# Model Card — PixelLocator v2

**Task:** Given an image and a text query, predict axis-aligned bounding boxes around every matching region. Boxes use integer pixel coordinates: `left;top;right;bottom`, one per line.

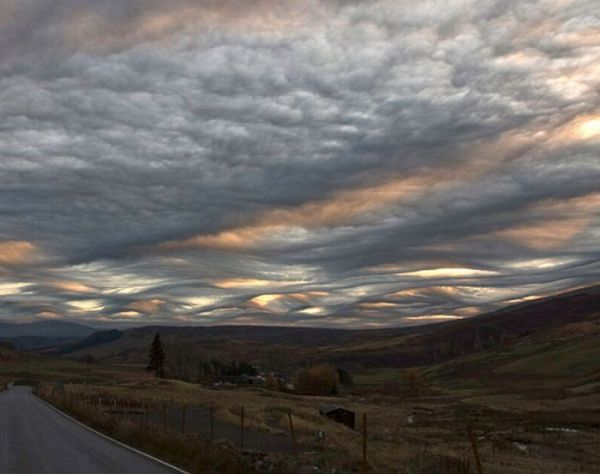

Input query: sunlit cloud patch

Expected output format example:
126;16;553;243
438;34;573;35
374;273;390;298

0;0;598;327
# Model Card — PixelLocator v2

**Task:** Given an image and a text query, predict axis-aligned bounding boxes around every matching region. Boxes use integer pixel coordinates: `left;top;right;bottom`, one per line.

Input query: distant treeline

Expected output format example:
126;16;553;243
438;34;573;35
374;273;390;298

163;339;259;382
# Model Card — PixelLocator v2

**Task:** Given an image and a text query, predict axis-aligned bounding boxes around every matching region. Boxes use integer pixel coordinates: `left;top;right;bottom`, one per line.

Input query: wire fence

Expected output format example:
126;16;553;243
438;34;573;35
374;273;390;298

38;385;298;454
36;383;493;473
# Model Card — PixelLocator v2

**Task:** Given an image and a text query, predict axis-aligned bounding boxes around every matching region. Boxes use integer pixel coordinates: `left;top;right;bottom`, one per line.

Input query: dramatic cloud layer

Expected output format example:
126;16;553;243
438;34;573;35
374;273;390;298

0;0;599;327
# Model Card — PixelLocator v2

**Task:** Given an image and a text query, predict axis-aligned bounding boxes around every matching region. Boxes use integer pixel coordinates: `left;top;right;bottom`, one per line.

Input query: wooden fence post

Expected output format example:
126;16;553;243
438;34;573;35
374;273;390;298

362;413;368;473
138;401;144;429
209;406;214;441
288;408;297;454
468;423;484;474
240;405;245;450
181;404;187;434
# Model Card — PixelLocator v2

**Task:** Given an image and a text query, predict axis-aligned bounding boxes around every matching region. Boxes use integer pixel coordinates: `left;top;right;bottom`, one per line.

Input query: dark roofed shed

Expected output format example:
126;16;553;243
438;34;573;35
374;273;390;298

319;405;355;429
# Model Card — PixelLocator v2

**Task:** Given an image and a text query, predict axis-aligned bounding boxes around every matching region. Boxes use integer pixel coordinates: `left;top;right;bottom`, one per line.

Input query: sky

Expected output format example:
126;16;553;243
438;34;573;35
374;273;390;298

0;0;599;328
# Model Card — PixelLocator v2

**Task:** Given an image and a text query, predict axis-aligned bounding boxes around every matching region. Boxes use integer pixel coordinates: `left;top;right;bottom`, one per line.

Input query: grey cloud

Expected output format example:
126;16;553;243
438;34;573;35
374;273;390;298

0;0;598;326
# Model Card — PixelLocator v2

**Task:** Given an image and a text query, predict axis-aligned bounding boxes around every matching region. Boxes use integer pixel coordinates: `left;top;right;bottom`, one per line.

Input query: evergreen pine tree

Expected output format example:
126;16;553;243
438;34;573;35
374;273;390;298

147;333;166;378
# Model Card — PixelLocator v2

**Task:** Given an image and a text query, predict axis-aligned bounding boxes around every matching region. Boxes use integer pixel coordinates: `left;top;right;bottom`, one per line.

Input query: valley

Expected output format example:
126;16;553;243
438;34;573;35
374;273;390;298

1;285;599;472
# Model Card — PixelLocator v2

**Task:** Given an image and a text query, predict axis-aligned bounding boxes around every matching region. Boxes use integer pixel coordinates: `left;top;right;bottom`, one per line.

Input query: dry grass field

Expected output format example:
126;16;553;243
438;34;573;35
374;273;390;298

17;343;600;473
2;287;599;473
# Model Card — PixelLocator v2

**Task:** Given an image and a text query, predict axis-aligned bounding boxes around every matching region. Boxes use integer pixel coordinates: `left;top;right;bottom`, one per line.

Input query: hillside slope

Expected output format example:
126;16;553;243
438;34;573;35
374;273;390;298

60;285;600;371
0;320;95;338
0;320;96;350
329;284;600;367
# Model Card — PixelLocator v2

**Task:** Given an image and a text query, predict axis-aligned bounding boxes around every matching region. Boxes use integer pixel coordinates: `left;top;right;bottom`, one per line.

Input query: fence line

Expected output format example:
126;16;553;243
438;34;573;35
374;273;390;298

36;383;490;472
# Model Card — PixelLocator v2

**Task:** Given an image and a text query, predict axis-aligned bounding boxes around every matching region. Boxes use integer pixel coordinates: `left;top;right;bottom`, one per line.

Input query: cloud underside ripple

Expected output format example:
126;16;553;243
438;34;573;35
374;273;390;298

0;0;599;327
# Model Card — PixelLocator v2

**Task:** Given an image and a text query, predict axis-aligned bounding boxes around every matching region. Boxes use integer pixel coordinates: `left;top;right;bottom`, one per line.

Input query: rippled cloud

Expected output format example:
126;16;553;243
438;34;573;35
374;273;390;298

0;0;598;327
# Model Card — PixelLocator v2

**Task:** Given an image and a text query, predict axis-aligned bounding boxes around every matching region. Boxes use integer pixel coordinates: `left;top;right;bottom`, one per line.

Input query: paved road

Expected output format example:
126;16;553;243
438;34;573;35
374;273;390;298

0;386;180;474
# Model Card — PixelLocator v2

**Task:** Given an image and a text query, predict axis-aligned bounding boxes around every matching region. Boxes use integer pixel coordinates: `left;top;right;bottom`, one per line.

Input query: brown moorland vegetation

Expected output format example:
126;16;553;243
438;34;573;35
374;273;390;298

1;286;599;472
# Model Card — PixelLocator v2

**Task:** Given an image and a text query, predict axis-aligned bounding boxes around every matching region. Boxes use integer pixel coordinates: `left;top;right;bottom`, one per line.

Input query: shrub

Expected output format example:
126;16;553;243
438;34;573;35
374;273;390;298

402;368;427;394
382;368;428;396
264;374;281;391
295;364;340;395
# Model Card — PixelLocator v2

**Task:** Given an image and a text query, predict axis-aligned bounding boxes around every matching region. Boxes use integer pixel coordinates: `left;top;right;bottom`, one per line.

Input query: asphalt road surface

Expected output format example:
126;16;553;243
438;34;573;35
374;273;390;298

0;386;181;474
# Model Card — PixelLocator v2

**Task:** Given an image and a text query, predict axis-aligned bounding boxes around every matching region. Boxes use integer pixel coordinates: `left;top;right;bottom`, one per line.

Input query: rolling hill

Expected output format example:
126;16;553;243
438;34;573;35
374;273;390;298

56;285;600;373
0;320;96;349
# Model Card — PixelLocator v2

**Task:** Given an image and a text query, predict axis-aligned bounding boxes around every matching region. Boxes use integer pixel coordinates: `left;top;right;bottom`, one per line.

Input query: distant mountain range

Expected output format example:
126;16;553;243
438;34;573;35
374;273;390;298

47;284;600;372
0;320;96;349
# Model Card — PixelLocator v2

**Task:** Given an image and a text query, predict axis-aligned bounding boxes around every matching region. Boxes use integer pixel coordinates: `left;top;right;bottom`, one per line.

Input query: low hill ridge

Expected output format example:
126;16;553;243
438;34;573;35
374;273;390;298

58;284;600;369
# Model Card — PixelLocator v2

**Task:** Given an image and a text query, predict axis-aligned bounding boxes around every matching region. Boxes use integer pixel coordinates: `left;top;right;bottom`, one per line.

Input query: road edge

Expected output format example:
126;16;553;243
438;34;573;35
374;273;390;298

34;393;189;474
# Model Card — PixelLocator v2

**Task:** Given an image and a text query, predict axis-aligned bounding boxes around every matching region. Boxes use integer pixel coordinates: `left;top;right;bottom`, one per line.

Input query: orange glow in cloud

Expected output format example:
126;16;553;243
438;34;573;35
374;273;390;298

0;241;38;265
160;173;430;251
0;282;31;296
366;259;458;273
389;288;424;298
551;114;600;143
213;278;305;289
285;291;329;302
493;217;589;250
63;1;314;51
398;268;498;279
214;278;278;289
36;310;63;319
490;192;600;249
504;294;542;305
304;291;329;297
502;256;578;270
404;314;463;321
248;291;326;310
159;130;534;252
390;286;462;298
298;306;326;315
358;302;397;309
0;0;18;28
388;286;527;306
455;307;481;316
249;294;284;309
541;192;600;215
67;299;105;312
50;281;95;294
128;299;166;313
113;311;143;319
182;296;222;308
578;117;600;139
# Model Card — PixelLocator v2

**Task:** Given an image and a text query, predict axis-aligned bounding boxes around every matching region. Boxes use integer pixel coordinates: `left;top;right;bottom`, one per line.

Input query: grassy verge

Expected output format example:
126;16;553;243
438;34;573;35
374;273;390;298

36;385;256;474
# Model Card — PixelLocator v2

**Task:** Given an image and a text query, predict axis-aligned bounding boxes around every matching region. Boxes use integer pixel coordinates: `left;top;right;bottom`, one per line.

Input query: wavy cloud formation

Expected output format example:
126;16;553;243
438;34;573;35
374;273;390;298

0;0;598;327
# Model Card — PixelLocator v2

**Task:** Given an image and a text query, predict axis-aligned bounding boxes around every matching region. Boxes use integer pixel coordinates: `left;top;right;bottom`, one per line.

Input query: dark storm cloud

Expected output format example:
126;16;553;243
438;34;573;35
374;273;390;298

0;0;598;326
